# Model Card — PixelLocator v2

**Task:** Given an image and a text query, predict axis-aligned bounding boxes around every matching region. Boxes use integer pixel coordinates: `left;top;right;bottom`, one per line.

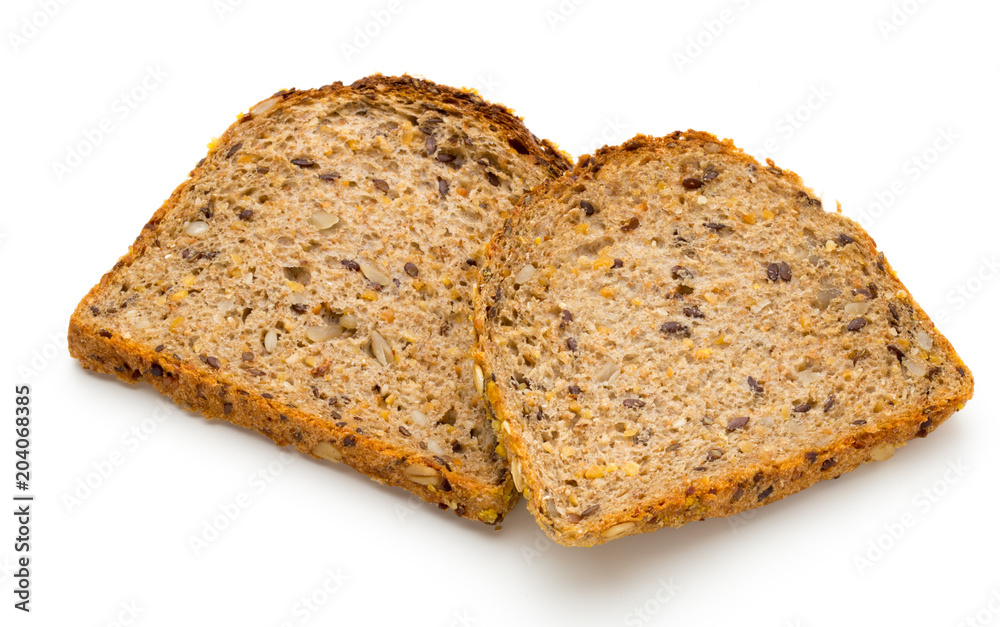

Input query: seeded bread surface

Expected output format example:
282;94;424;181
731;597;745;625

69;75;571;525
474;131;974;545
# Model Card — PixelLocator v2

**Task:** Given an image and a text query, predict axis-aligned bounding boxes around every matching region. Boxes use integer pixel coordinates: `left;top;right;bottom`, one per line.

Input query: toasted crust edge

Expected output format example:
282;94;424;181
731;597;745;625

350;74;572;179
474;130;975;546
67;75;571;526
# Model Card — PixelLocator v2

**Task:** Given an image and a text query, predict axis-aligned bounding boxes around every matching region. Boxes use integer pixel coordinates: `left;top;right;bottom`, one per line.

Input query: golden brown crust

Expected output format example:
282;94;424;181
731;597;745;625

69;315;516;521
474;130;975;546
68;75;569;526
349;75;572;179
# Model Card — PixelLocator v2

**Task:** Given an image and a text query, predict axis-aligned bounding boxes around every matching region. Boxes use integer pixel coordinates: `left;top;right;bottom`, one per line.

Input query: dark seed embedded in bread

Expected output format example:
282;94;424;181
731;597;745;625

474;131;974;546
68;75;571;525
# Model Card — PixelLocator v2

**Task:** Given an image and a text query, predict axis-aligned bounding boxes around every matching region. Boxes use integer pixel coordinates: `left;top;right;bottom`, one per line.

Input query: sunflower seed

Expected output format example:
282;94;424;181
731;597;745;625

514;264;536;285
185;221;209;236
370;329;392;366
263;329;277;353
306;324;342;342
359;260;391;286
309;211;339;230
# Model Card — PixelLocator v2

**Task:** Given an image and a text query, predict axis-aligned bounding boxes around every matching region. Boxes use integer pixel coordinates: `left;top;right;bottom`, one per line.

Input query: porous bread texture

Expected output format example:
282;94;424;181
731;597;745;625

475;131;974;545
68;75;571;525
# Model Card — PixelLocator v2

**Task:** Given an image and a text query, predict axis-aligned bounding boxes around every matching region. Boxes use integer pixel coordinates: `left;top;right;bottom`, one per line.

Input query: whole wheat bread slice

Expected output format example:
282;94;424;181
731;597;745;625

474;131;974;545
68;75;571;524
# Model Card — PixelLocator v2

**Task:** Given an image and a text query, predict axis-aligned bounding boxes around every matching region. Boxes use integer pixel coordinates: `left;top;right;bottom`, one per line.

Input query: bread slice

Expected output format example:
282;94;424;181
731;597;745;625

68;75;571;525
474;131;974;545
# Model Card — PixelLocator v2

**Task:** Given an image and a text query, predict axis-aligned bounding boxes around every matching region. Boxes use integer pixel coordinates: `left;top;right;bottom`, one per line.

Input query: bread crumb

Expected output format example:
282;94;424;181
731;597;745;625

594;258;613;271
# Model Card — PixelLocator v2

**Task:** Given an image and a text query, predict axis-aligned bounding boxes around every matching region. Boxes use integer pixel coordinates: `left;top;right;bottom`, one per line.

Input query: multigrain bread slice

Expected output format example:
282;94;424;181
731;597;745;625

69;75;571;525
474;131;974;545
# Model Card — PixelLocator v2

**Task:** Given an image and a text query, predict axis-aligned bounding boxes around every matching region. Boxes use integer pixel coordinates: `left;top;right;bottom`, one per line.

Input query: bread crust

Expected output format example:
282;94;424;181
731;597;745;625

474;131;974;545
68;75;571;526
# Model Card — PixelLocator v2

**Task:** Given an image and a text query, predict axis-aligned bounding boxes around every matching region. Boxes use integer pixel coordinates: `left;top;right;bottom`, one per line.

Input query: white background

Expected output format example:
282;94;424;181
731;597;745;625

2;0;998;625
